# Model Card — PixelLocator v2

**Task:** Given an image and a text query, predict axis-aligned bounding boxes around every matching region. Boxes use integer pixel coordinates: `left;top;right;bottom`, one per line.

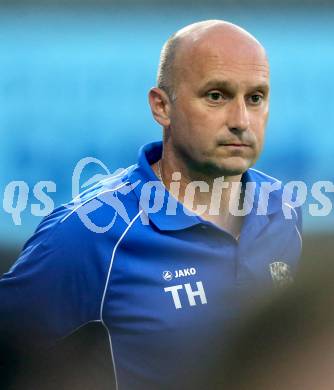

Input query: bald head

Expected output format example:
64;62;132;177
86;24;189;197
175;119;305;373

157;20;268;100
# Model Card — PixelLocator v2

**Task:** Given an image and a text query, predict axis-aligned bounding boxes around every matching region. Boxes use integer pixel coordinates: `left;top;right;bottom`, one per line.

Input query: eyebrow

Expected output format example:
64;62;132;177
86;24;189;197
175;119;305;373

199;79;270;94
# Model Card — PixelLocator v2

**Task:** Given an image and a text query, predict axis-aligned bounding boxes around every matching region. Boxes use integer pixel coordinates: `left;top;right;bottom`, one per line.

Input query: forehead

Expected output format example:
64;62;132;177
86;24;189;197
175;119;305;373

177;36;270;88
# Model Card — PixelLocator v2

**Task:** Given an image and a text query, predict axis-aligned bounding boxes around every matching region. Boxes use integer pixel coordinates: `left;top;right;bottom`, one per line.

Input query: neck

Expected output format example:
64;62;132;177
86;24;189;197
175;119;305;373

152;149;245;236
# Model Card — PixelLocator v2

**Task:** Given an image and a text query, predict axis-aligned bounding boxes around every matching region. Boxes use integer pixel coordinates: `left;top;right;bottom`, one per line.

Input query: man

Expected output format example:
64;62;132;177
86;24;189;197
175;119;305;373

0;20;302;389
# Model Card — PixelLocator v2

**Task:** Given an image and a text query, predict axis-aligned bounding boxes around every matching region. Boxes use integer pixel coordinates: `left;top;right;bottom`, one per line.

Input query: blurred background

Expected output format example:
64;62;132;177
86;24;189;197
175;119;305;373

0;0;333;274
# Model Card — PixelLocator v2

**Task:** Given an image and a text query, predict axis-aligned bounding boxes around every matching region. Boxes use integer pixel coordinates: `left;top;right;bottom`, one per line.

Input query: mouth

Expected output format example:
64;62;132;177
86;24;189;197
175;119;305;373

219;143;251;148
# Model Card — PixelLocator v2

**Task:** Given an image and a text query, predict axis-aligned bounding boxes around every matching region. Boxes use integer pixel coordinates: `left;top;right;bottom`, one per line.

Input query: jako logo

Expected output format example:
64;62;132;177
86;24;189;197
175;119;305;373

162;268;197;281
175;268;197;278
162;271;173;281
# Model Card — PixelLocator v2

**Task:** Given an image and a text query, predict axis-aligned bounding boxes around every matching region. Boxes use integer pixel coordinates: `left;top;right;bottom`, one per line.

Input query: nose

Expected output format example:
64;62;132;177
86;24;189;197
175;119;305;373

226;97;250;133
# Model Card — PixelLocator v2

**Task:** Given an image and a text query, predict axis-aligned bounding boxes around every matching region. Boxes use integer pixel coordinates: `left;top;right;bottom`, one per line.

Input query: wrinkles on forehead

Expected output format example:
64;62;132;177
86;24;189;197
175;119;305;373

194;56;268;80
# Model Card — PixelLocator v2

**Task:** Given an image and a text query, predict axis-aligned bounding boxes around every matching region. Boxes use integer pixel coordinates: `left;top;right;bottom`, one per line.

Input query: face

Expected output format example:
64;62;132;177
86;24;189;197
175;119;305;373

167;35;270;177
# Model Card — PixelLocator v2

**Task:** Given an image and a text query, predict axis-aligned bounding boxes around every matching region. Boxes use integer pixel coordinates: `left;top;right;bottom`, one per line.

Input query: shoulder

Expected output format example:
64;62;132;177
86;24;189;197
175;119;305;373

247;168;282;186
247;168;303;230
0;166;145;345
60;164;139;229
18;164;141;269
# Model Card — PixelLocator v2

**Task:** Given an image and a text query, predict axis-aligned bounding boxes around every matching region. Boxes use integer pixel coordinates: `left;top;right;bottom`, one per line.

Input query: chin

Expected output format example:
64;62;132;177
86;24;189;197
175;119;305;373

196;157;252;178
217;160;251;177
221;168;246;177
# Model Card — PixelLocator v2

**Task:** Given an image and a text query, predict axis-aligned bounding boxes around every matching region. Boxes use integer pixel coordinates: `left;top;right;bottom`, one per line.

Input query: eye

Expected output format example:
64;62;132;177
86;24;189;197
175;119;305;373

207;91;225;102
248;94;263;105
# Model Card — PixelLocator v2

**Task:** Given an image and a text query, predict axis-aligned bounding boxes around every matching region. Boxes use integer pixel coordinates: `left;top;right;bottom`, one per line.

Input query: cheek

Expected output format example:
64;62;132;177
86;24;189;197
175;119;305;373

253;129;266;154
251;113;267;142
172;105;208;137
185;107;221;138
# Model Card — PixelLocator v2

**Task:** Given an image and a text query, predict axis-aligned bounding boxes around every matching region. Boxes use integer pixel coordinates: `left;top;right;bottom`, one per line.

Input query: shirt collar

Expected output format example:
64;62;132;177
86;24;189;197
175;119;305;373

243;169;283;216
129;141;201;231
128;141;282;231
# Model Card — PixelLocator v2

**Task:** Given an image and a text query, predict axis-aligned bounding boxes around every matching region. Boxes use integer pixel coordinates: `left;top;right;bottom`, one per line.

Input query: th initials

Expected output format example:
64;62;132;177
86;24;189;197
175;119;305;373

164;281;207;309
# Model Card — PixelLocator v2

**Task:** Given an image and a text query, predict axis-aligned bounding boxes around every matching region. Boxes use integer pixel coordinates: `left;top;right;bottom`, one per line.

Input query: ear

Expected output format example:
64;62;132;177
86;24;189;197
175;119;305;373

148;87;171;128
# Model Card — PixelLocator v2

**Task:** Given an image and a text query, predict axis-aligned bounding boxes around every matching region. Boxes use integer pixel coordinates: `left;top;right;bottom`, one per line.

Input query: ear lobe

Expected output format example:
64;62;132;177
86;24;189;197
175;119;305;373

148;87;171;128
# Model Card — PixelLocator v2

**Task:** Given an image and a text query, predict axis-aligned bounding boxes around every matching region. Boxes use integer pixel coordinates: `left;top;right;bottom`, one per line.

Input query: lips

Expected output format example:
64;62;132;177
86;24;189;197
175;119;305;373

219;143;251;147
225;143;249;146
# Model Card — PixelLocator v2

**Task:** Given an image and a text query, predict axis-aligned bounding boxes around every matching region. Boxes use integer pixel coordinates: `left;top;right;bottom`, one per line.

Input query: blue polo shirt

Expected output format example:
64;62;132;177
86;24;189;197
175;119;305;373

0;141;302;389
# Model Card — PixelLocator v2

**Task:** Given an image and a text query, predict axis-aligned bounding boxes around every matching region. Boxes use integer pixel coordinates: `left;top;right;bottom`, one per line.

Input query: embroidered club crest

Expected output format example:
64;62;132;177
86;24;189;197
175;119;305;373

269;261;293;287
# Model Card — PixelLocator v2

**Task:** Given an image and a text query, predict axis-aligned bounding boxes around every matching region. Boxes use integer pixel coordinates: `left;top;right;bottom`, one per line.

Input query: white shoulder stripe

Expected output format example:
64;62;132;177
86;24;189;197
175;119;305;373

249;168;282;184
60;181;129;223
295;225;303;250
99;209;143;390
283;203;302;249
283;202;298;218
70;166;133;203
